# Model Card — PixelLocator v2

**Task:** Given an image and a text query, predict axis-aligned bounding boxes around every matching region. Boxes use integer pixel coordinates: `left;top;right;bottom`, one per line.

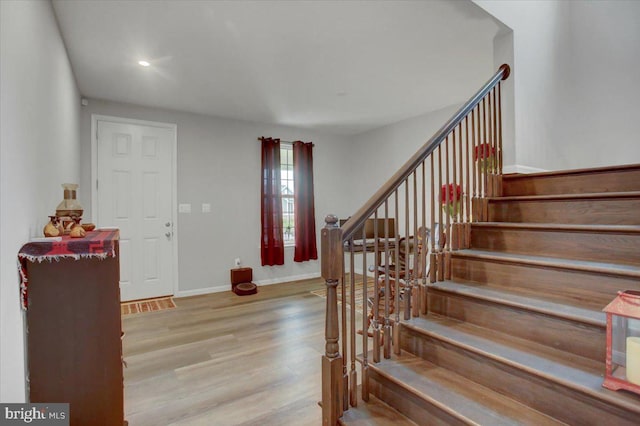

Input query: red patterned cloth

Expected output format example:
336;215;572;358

18;230;119;310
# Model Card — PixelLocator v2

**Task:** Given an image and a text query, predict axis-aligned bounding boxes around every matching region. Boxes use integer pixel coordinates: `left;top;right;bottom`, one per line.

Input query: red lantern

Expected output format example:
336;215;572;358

602;290;640;395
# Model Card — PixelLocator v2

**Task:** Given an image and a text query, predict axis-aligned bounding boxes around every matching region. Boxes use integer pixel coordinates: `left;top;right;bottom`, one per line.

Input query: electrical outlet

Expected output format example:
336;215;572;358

234;258;241;267
202;203;211;213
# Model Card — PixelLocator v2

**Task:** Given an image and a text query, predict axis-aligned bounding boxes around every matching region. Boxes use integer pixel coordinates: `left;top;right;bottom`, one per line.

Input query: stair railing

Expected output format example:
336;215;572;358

320;64;511;425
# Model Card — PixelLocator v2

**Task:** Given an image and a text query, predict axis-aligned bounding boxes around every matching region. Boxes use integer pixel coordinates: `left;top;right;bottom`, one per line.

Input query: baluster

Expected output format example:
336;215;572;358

341;244;348;411
494;87;499;171
372;212;380;363
430;154;437;284
457;122;464;249
415;225;427;313
480;96;489;199
487;92;494;191
412;171;419;318
478;98;484;201
487;92;495;197
349;237;357;408
437;144;445;282
404;180;410;320
481;96;488;220
393;190;401;355
361;225;369;402
444;135;452;280
422;162;427;247
420;161;428;314
493;87;498;173
471;107;477;222
465;115;471;248
498;82;503;175
383;201;391;359
321;214;343;425
493;85;502;196
451;128;458;251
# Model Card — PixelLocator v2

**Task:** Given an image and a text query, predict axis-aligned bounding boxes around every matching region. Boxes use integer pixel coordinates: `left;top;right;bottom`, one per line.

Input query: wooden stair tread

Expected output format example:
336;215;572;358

490;191;640;202
402;316;640;414
430;280;605;327
471;222;640;233
451;280;613;312
454;249;640;279
369;351;565;426
413;314;602;374
338;393;417;426
501;164;640;196
503;163;640;180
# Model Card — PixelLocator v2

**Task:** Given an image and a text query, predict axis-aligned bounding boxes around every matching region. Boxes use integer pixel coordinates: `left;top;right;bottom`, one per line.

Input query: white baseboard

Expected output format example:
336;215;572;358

254;272;321;286
175;272;322;298
175;284;229;298
503;164;547;174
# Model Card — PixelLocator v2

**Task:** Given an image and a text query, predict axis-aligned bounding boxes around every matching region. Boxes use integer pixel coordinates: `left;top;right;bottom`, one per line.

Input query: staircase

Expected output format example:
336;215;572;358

319;65;640;425
360;164;640;425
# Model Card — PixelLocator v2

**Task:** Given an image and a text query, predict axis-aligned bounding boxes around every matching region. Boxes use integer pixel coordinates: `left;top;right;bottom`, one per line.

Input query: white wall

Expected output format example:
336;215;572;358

474;0;640;171
349;104;461;211
80;100;354;295
560;1;640;169
0;0;82;402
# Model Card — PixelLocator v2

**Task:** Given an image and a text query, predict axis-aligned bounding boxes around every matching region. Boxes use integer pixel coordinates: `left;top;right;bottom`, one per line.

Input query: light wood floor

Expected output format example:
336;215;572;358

122;278;328;425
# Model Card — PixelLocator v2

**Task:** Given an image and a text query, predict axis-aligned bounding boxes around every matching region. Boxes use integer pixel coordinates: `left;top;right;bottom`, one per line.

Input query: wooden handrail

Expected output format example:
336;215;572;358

321;64;511;424
340;64;510;242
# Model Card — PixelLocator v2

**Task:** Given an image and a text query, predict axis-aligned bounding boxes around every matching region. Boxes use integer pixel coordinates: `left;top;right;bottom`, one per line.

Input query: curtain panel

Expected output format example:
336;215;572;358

293;141;318;262
260;137;285;266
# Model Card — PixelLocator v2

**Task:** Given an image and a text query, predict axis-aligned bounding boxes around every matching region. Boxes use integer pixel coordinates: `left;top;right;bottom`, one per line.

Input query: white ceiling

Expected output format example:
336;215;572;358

52;0;501;135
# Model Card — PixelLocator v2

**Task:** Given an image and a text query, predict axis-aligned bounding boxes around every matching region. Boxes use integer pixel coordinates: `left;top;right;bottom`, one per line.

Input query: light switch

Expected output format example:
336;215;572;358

179;203;191;213
202;203;211;213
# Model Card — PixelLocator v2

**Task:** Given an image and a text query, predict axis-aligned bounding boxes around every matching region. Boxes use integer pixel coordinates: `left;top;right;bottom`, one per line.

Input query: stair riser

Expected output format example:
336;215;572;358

488;198;640;225
400;326;638;425
470;226;640;265
503;168;640;196
451;256;640;308
428;290;605;362
368;369;467;426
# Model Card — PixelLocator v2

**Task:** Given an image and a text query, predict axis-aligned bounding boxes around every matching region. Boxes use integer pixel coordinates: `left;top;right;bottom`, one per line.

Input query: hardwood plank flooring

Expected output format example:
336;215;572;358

122;278;328;425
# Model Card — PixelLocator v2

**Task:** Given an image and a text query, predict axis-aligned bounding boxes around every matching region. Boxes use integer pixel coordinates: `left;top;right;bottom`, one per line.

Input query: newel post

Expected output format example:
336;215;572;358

321;214;344;425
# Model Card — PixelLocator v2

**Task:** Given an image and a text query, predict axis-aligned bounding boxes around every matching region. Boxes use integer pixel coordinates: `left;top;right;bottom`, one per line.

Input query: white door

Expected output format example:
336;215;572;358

97;119;175;301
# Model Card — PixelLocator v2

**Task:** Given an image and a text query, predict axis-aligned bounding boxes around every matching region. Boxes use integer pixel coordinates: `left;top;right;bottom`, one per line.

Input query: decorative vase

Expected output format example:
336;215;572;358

55;183;83;218
69;217;86;238
56;183;83;233
43;216;62;237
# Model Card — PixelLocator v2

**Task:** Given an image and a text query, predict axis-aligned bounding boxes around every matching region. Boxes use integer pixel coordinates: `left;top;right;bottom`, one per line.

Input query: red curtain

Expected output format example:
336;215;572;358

293;141;318;262
261;137;284;266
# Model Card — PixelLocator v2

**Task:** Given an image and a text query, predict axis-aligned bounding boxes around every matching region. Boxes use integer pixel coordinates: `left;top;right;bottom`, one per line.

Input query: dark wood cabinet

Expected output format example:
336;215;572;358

20;231;124;425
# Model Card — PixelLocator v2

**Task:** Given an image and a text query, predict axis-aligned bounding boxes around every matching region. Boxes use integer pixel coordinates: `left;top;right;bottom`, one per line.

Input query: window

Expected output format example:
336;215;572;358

280;145;295;244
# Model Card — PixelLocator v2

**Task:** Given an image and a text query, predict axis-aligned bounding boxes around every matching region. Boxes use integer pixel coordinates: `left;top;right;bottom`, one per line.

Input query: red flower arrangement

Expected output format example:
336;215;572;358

441;183;462;217
474;143;496;171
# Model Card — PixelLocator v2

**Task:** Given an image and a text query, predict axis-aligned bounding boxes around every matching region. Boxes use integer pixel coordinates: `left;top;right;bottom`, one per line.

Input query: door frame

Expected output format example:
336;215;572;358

91;114;179;297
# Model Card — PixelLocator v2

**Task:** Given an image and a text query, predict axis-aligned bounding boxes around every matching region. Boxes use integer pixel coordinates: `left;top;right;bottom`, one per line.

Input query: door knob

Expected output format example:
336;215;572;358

165;222;171;227
165;232;171;238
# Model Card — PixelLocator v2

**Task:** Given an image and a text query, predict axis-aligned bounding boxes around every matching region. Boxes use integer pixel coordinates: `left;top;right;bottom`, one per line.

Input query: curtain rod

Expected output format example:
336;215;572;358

257;137;314;147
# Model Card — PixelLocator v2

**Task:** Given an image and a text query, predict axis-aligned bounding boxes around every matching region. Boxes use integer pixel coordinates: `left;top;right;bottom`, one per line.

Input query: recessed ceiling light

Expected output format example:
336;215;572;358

138;60;150;67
